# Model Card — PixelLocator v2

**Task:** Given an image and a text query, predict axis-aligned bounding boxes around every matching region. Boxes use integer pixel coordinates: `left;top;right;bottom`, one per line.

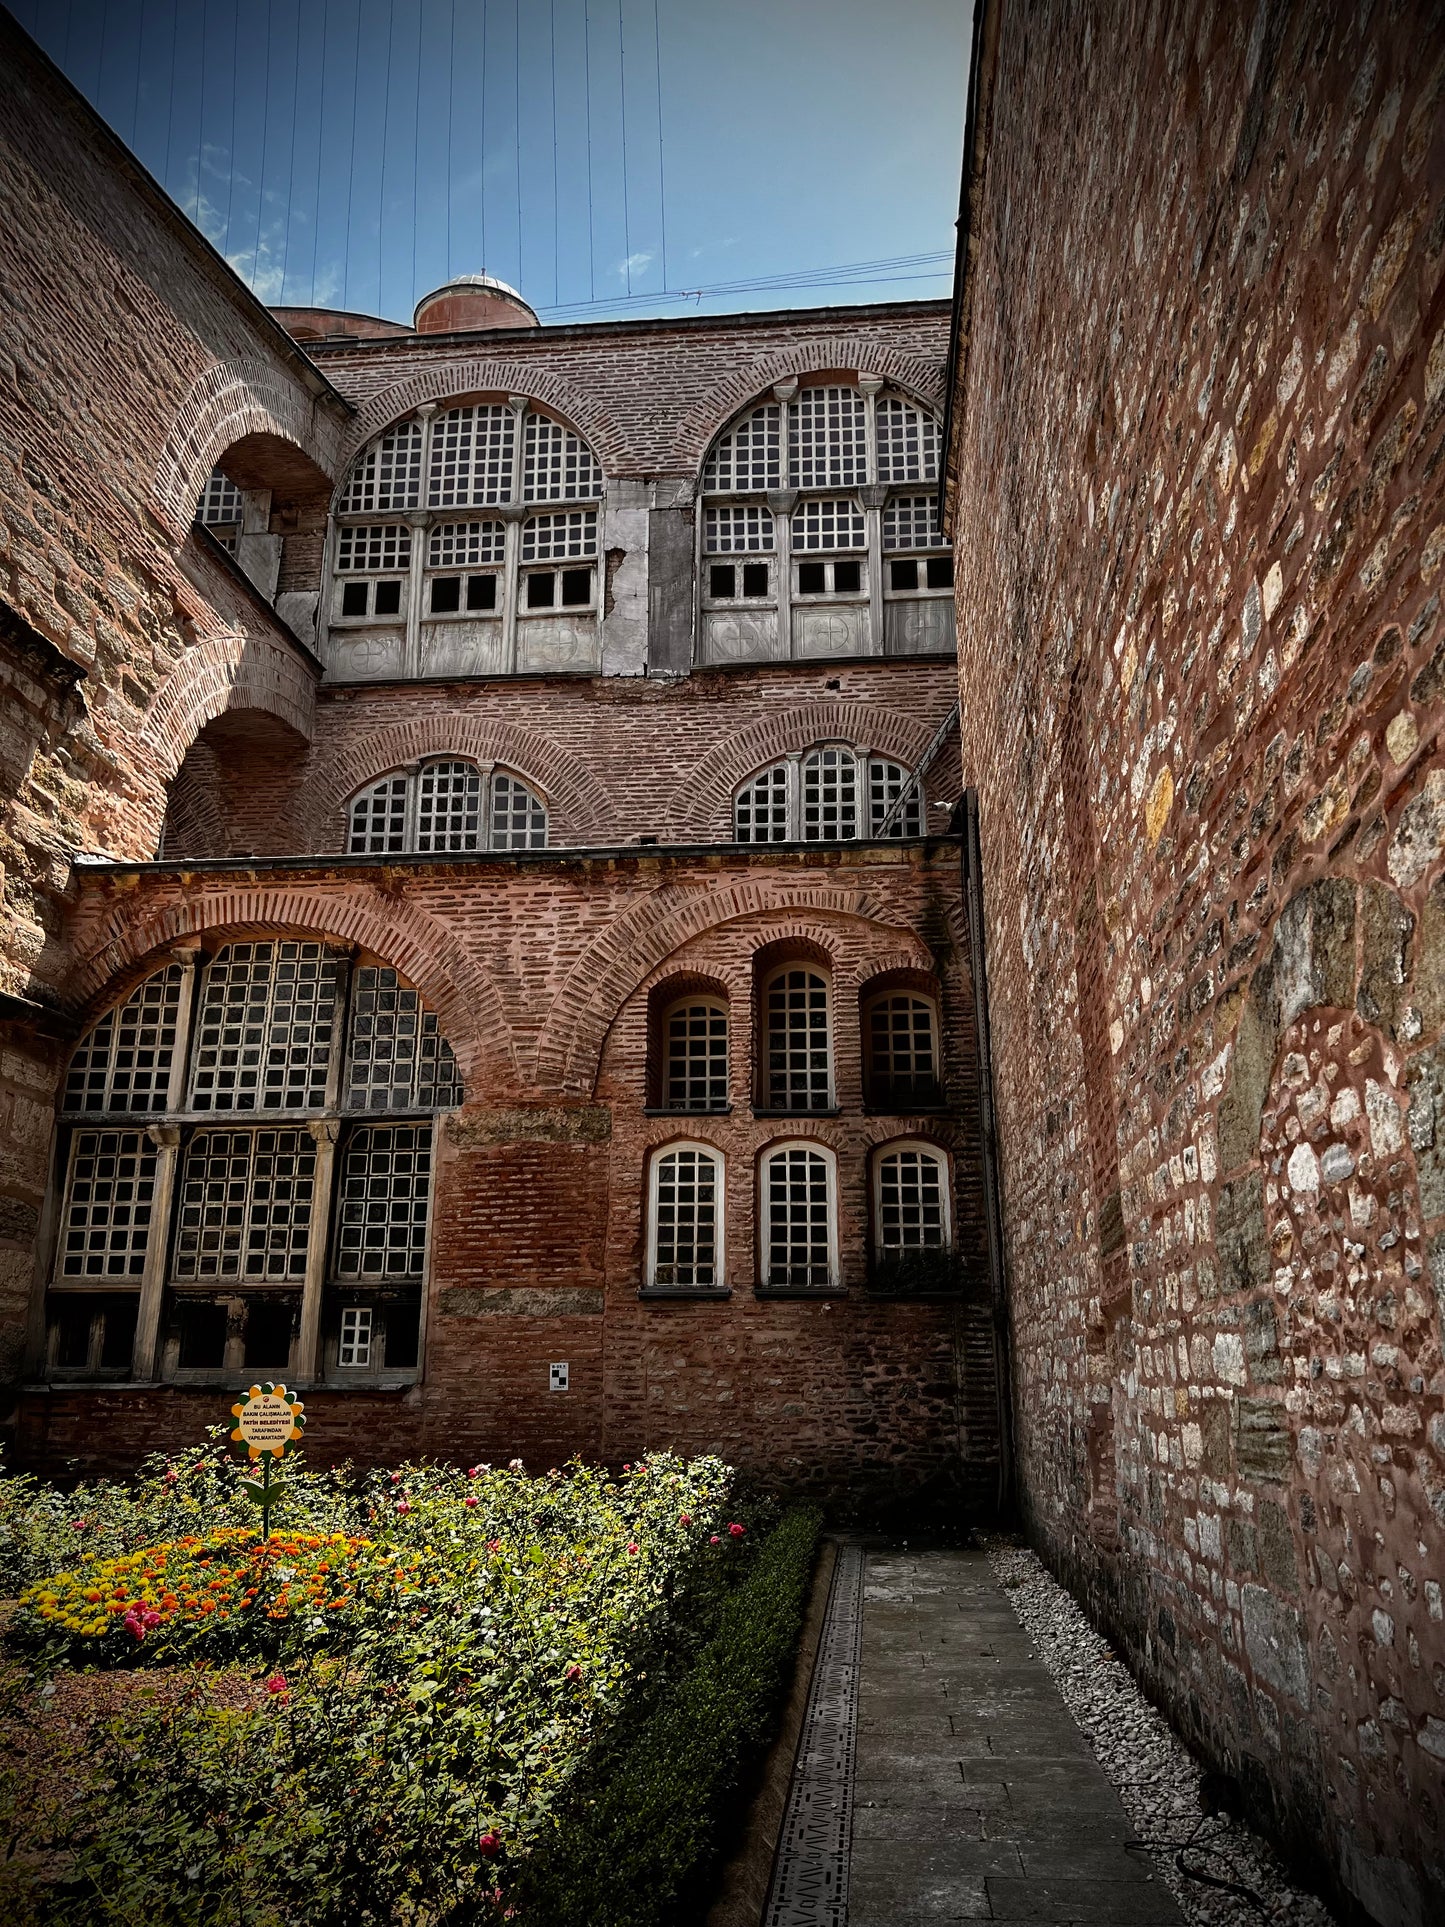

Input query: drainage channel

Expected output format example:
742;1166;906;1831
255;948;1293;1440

761;1540;864;1927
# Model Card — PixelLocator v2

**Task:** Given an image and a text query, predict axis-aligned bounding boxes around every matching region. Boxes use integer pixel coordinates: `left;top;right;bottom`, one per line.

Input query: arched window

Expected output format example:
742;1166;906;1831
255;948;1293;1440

660;996;729;1112
871;1142;954;1293
327;400;604;680
863;991;942;1108
733;748;923;841
761;966;832;1113
646;1144;725;1292
194;470;243;553
759;1143;837;1292
44;945;461;1387
697;379;953;665
347;761;548;853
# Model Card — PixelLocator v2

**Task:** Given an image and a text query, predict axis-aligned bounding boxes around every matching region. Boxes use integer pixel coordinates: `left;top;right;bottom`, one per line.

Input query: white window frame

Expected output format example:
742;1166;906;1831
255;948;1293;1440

758;1140;839;1292
645;1140;726;1292
659;994;730;1113
862;990;941;1104
871;1140;953;1255
734;747;924;843
346;761;549;854
759;964;834;1113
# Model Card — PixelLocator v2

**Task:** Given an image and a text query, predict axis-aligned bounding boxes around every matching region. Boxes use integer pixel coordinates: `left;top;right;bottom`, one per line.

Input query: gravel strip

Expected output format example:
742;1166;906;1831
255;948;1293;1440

983;1537;1338;1927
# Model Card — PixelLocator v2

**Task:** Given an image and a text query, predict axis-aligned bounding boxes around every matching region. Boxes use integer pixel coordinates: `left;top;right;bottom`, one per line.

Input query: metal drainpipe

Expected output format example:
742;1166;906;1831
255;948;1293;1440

962;788;1015;1521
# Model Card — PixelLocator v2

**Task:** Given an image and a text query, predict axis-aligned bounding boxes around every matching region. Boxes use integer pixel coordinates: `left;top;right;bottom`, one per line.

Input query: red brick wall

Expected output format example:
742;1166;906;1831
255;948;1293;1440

950;3;1445;1918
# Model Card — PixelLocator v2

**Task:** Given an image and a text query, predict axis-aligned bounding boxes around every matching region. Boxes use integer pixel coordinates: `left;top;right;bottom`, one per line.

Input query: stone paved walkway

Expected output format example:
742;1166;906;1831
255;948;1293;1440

770;1544;1186;1926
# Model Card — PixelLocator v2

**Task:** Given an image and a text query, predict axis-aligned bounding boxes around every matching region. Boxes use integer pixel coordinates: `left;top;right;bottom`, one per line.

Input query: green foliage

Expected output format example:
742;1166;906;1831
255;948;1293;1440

0;1447;805;1926
520;1503;824;1927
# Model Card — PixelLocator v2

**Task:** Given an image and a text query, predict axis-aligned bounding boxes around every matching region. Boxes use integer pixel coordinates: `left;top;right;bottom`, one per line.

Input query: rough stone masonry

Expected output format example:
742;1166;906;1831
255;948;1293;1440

946;4;1445;1924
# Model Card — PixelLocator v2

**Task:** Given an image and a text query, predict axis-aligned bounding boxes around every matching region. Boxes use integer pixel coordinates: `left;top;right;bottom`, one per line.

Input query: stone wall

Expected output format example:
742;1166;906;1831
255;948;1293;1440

949;2;1445;1920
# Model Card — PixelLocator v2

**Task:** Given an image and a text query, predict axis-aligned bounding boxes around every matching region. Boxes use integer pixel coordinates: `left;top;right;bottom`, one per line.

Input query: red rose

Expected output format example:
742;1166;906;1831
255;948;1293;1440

627;1542;639;1555
478;1831;501;1859
709;1535;721;1545
465;1496;478;1509
265;1674;288;1697
679;1513;692;1526
729;1523;745;1537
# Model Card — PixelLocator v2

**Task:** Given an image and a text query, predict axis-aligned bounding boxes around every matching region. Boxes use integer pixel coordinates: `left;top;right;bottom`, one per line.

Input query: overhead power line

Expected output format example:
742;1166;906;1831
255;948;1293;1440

534;250;953;320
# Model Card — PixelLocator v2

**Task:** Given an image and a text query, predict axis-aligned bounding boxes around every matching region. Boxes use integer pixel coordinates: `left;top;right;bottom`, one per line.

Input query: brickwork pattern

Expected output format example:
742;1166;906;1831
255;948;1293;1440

950;4;1445;1919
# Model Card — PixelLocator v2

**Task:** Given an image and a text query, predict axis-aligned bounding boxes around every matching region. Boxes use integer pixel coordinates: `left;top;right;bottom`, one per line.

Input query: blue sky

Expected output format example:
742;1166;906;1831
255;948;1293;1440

10;0;970;324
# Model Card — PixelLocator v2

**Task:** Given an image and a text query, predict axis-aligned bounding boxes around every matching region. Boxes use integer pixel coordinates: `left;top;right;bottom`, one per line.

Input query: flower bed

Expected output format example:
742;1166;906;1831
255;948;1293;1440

0;1447;813;1926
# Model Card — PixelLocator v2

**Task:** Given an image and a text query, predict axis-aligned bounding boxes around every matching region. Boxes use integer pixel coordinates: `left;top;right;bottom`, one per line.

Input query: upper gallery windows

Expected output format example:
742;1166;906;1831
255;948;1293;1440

325;399;605;683
734;744;924;842
348;760;548;854
698;377;954;667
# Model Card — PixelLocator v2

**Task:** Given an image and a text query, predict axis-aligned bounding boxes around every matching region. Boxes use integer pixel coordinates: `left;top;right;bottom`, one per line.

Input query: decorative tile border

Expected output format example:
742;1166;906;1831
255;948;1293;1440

763;1540;864;1927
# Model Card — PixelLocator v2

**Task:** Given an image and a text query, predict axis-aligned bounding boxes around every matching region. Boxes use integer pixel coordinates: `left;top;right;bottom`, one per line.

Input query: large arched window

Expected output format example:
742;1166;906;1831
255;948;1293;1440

645;1143;725;1292
759;1143;838;1292
45;944;461;1387
697;377;953;666
760;965;833;1113
325;400;604;681
871;1141;954;1293
348;761;548;853
734;746;923;841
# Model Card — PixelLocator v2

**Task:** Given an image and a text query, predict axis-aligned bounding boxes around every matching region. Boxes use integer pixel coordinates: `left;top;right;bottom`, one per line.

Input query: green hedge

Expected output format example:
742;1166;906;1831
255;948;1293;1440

519;1503;823;1927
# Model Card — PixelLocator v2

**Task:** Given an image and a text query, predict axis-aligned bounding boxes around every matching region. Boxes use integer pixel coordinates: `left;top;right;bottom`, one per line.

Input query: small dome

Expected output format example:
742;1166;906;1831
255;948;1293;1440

413;274;539;334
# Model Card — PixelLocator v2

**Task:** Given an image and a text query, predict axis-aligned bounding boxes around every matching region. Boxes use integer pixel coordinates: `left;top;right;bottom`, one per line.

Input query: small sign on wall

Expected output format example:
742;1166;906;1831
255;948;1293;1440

549;1362;569;1392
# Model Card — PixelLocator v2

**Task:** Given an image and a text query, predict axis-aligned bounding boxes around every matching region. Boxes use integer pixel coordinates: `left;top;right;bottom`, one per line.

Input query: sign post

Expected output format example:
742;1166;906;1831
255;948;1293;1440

230;1383;306;1540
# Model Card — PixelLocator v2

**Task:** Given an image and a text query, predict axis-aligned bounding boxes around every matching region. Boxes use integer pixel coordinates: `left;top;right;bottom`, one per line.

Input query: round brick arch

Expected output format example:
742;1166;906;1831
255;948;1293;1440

152;358;345;536
664;702;939;840
338;361;623;478
66;885;517;1095
139;634;318;783
534;877;935;1094
676;340;946;476
309;715;616;850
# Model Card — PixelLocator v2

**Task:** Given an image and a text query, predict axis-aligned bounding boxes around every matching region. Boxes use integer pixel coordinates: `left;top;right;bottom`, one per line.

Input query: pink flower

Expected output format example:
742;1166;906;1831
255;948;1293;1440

679;1512;692;1526
627;1542;639;1555
265;1674;288;1697
478;1830;501;1859
622;1463;631;1472
729;1523;746;1538
164;1468;178;1485
390;1471;403;1485
508;1458;523;1471
565;1664;582;1681
464;1495;478;1509
468;1465;482;1479
71;1519;87;1532
486;1538;503;1552
709;1535;721;1546
396;1500;412;1515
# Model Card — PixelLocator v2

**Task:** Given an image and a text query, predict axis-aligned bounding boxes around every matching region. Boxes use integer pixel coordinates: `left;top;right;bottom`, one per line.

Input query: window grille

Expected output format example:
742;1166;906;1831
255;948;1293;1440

764;970;831;1111
881;495;946;550
763;1146;834;1289
868;759;923;836
348;774;410;854
875;397;940;483
428;404;515;507
173;1127;317;1281
523;414;602;502
866;996;938;1104
345;967;463;1111
802;747;858;840
65;966;184;1114
876;1146;948;1249
57;1130;158;1280
339;420;423;512
428;521;506;567
703;504;775;553
336;524;412;572
415;761;483;852
734;764;789;842
791;498;866;552
333;1124;432;1279
196;470;243;550
702;404;781;493
522;510;598;560
664;1001;728;1110
489;771;548;849
188;943;338;1113
649;1146;720;1288
789;387;867;489
338;1304;372;1367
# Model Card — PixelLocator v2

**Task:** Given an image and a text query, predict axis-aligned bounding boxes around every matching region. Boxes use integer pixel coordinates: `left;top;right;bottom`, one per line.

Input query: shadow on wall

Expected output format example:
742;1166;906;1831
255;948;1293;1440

158;708;311;860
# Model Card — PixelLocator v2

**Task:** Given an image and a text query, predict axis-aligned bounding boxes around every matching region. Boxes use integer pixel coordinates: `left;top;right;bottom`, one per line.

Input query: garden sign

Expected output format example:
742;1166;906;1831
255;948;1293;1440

229;1382;306;1540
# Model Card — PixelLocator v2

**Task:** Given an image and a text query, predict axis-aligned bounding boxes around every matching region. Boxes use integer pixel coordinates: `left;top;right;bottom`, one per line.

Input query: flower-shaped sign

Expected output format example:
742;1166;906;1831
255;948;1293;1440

231;1382;305;1461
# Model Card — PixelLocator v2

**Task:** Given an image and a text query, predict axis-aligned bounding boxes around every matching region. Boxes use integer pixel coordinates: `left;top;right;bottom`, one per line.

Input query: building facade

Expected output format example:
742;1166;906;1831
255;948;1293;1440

0;17;997;1510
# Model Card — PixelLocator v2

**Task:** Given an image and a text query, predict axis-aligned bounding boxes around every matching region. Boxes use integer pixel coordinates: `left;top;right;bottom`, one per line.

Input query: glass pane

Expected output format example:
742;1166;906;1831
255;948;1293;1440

665;1002;728;1111
64;966;183;1113
765;1147;832;1288
333;1123;433;1280
652;1147;718;1287
766;971;831;1111
57;1129;157;1279
345;967;462;1111
173;1127;316;1282
188;942;338;1113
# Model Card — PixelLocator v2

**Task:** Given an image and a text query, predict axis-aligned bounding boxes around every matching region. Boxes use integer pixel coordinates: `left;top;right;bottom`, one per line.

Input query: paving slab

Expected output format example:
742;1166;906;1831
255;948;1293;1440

762;1544;1183;1926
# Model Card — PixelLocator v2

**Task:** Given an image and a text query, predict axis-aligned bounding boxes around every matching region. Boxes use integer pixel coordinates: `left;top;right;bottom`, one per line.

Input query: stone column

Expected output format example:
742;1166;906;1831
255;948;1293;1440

295;1119;340;1382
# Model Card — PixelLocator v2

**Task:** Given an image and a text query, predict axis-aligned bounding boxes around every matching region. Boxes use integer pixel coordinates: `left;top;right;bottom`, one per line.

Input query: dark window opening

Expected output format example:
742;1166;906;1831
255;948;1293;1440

797;562;826;594
177;1300;228;1370
429;575;461;613
926;556;955;589
374;580;403;616
890;558;919;592
710;564;736;599
561;568;592;606
244;1298;295;1369
341;582;369;617
834;559;862;594
383;1292;421;1369
53;1301;94;1369
466;573;497;611
99;1297;138;1369
742;562;770;597
527;572;556;608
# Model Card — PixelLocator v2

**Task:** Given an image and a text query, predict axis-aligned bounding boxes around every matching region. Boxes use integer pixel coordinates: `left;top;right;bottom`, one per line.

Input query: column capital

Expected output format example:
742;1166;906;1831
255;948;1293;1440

307;1118;342;1147
773;379;799;403
146;1123;183;1150
858;373;884;397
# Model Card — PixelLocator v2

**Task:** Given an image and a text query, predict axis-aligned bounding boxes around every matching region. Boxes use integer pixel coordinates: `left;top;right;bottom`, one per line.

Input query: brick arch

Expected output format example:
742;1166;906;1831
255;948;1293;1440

535;879;933;1094
153;358;344;535
65;887;517;1094
308;715;616;849
664;702;939;839
339;363;622;475
140;634;317;782
676;341;946;475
